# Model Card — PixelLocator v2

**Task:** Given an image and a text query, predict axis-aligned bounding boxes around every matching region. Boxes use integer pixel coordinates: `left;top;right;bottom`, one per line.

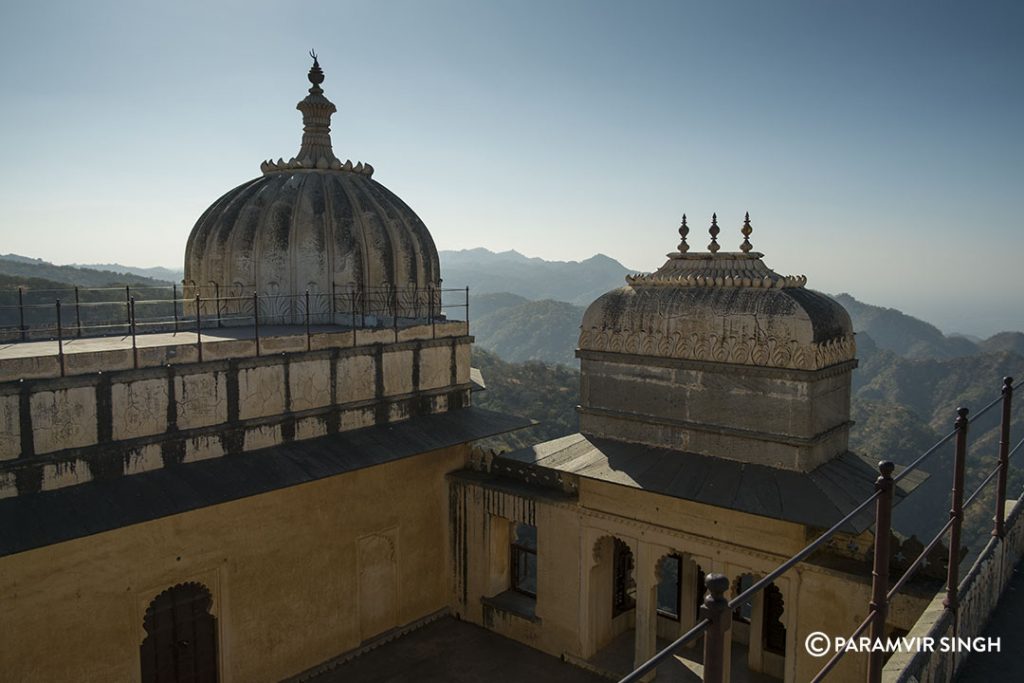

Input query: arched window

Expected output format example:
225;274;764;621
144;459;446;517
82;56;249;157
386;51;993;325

140;582;218;683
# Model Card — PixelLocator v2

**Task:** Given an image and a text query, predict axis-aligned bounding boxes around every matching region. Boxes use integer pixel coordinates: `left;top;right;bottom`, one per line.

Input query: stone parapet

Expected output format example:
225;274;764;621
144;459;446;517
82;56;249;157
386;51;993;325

0;333;473;498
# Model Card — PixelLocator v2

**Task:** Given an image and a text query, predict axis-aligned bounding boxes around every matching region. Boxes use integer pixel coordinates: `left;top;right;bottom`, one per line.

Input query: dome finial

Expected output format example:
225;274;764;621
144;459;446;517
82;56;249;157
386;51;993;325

677;214;690;253
708;213;720;254
292;52;340;169
740;212;753;253
308;49;325;86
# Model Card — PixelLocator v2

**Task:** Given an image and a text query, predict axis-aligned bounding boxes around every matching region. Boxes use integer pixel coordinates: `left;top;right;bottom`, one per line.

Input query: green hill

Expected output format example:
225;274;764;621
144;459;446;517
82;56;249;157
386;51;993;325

0;254;173;288
471;299;584;366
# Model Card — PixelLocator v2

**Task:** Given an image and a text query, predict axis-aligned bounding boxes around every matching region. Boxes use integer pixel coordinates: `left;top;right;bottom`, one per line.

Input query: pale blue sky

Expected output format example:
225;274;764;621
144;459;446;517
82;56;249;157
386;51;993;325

0;0;1021;335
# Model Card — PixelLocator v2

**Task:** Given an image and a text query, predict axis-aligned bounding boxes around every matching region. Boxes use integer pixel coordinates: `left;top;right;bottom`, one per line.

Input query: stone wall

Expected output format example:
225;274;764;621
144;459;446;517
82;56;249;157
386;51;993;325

578;350;854;471
883;496;1024;682
0;444;465;683
0;324;473;498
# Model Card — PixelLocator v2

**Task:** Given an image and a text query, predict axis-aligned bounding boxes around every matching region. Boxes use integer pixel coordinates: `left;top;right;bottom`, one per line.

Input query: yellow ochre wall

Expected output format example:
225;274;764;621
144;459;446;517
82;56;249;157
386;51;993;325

0;444;466;683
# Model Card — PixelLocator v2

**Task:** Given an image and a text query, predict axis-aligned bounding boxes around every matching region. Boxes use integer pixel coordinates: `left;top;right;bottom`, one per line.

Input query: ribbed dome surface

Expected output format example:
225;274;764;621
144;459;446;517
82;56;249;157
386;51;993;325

578;217;856;371
184;56;439;303
185;170;439;297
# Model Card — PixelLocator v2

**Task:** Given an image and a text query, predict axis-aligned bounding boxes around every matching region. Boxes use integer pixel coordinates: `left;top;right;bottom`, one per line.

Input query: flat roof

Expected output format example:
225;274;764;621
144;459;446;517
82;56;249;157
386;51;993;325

496;433;926;533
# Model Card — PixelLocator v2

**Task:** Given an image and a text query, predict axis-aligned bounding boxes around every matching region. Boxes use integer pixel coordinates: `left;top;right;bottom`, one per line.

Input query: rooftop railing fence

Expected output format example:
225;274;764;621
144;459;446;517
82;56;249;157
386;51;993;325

0;283;470;373
620;377;1021;683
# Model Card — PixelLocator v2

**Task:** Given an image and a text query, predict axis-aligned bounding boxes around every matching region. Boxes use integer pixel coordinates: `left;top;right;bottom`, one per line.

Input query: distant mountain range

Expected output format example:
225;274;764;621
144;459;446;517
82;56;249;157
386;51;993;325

0;254;175;288
439;248;631;307
70;262;183;283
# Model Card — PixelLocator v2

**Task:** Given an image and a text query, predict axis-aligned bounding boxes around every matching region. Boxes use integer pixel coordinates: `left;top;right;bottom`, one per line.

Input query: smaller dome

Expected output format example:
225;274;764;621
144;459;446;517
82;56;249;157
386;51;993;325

576;213;858;470
578;217;854;371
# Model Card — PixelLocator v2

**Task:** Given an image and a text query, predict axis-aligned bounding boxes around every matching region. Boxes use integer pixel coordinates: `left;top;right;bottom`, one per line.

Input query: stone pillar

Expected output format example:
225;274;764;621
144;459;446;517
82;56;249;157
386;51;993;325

679;555;698;645
710;560;732;683
486;515;511;596
633;542;661;680
747;588;765;673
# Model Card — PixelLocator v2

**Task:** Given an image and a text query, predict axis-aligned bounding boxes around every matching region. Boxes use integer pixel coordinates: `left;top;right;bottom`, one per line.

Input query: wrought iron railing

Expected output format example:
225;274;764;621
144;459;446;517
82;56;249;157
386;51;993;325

0;283;471;374
619;377;1021;683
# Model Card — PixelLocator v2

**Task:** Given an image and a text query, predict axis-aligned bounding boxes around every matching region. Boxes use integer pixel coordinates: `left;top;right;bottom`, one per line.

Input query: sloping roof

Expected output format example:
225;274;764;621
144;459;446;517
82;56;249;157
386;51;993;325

0;407;530;557
497;433;925;533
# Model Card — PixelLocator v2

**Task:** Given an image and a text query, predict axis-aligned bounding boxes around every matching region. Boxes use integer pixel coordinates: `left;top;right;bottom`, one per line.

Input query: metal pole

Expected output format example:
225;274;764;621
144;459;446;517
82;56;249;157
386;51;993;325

253;292;260;357
56;299;65;377
130;297;138;369
305;289;311;351
867;460;895;683
214;282;222;328
74;286;82;337
125;285;131;333
700;574;731;683
994;378;1014;538
172;283;179;332
945;407;969;622
18;287;25;341
195;294;203;362
393;288;399;341
360;285;366;328
465;285;470;331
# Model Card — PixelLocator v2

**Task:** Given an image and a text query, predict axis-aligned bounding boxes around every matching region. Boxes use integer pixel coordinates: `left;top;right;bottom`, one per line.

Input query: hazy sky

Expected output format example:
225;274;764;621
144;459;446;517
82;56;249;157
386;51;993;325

0;1;1021;336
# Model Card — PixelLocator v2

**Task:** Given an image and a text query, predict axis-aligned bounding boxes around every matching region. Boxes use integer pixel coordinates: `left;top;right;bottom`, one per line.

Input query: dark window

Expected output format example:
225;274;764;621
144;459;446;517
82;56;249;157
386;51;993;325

612;539;636;616
140;582;218;683
511;523;537;597
656;554;682;620
733;575;754;623
763;583;787;655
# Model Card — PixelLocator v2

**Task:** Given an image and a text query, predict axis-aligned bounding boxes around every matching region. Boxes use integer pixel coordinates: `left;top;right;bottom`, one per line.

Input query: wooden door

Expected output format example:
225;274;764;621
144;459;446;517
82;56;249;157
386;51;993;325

140;582;218;683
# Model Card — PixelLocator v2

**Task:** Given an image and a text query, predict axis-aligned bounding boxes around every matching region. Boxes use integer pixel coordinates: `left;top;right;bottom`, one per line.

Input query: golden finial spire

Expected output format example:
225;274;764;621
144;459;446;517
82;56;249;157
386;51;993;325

677;214;689;253
740;212;753;253
708;213;720;254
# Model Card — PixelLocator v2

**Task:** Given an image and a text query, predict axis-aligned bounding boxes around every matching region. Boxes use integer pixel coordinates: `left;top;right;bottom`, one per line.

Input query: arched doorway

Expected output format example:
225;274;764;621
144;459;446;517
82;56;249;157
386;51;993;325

585;535;637;663
140;582;218;683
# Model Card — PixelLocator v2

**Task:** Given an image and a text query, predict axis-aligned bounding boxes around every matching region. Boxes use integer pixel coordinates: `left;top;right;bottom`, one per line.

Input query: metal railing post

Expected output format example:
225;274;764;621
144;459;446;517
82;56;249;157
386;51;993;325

360;285;366;328
130;297;138;369
430;285;436;339
74;286;82;337
213;282;222;328
125;285;131;333
994;377;1014;539
55;299;65;376
172;283;179;332
867;461;895;682
700;573;731;683
195;294;203;362
253;292;260;356
18;287;25;341
393;288;399;341
465;285;470;332
945;408;969;609
305;289;311;351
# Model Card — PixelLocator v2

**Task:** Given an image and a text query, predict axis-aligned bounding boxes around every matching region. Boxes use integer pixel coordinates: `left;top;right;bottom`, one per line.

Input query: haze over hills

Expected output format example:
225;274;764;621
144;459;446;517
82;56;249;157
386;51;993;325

70;263;184;283
0;254;173;288
440;248;632;307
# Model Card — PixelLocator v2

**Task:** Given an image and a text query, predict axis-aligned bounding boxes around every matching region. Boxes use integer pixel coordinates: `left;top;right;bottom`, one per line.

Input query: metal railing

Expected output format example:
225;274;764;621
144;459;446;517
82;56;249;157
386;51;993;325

620;377;1019;683
0;283;471;374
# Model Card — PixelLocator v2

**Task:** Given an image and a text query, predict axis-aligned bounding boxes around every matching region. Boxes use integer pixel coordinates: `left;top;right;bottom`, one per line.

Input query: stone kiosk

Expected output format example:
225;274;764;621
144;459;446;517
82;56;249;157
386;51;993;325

450;215;929;682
